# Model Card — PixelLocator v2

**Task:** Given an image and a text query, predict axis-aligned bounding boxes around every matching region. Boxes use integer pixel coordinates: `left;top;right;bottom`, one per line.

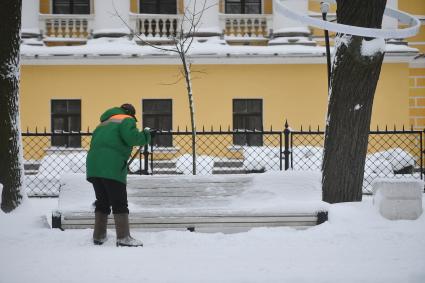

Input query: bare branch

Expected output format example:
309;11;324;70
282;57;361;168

159;75;185;86
191;69;208;75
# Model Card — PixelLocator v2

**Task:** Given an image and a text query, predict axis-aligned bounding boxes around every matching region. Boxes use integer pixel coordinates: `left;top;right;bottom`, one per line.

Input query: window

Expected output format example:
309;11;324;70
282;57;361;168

233;99;263;146
139;0;177;14
51;100;81;147
143;99;173;147
53;0;90;14
225;0;262;14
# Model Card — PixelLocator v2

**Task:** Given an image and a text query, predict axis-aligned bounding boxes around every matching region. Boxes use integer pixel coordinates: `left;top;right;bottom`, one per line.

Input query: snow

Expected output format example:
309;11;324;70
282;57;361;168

268;36;316;45
373;178;423;220
273;27;311;35
1;172;424;283
361;38;385;57
58;171;327;214
25;146;419;196
19;35;419;60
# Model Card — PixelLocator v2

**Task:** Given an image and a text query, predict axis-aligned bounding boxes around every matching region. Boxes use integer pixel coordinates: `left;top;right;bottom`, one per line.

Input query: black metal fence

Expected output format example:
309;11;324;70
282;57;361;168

22;124;424;196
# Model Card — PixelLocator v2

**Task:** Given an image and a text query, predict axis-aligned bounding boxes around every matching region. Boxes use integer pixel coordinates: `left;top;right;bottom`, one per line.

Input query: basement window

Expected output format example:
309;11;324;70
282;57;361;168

143;99;173;147
51;99;81;148
233;99;263;146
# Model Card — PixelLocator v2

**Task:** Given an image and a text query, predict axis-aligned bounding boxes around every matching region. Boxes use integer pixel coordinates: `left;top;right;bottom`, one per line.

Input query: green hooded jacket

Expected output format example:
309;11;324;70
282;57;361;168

86;107;150;184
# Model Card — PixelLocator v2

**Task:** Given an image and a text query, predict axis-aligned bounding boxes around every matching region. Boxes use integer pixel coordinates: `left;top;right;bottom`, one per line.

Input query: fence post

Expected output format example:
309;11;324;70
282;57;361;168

421;130;424;181
142;144;149;175
283;120;290;170
279;131;283;171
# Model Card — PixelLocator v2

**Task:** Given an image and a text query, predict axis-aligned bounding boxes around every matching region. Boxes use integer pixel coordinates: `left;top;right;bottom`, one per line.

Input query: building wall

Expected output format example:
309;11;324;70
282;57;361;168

409;67;425;129
40;0;50;13
20;62;410;131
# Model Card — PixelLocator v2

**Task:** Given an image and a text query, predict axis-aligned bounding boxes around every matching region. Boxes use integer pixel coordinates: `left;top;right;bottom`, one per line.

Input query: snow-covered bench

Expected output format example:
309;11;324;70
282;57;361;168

373;178;423;220
53;172;329;232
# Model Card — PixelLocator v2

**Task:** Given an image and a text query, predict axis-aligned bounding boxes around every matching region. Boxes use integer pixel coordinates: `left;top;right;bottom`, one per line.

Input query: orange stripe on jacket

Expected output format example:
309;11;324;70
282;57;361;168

100;114;135;126
110;114;134;120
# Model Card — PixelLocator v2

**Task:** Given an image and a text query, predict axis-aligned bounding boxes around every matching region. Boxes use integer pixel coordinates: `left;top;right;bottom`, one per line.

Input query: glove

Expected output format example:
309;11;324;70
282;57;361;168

143;127;152;145
149;128;157;138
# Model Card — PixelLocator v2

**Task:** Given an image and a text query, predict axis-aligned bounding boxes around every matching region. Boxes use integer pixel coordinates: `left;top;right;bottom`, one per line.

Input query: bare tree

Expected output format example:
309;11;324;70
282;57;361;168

322;0;387;203
0;0;25;212
115;0;214;175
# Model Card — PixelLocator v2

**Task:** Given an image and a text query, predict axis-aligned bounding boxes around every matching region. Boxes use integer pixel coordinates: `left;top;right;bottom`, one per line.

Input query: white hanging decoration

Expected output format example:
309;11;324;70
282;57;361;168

274;0;420;39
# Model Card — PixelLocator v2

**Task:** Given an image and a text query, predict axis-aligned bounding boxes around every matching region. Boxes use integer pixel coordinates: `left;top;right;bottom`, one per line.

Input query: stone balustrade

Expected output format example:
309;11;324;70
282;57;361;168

130;13;183;39
219;14;273;38
40;14;94;40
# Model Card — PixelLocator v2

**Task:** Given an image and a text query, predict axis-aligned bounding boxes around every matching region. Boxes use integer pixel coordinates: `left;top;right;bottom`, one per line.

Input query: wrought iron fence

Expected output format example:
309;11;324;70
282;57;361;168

22;124;424;196
290;125;424;193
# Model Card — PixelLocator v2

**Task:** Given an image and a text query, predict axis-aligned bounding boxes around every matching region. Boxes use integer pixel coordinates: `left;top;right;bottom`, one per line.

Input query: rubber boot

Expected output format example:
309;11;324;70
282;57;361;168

93;212;108;245
114;213;143;247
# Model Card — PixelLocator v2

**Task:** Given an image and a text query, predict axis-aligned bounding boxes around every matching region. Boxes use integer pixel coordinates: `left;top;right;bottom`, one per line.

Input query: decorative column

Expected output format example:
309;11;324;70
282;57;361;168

22;0;40;38
93;0;131;38
182;0;221;37
270;0;312;45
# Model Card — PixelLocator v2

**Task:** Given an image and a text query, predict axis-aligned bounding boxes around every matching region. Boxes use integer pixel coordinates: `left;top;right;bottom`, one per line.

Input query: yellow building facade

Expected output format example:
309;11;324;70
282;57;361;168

21;61;412;131
20;0;425;133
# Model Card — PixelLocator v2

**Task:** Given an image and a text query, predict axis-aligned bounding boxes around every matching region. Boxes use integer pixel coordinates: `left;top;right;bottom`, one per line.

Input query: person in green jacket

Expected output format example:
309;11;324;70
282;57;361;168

86;103;151;247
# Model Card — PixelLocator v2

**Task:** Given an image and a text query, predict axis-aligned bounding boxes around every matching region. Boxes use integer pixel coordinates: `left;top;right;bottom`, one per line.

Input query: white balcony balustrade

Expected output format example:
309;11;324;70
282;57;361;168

40;14;94;41
130;13;183;40
220;14;273;39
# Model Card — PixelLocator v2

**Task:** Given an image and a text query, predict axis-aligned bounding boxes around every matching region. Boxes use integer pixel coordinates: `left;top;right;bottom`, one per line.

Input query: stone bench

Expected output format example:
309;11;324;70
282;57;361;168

53;172;329;232
373;178;424;220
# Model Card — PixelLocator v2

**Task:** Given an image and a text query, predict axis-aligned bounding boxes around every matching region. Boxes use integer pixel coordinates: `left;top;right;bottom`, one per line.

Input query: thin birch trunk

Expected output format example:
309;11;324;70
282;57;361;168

180;51;197;175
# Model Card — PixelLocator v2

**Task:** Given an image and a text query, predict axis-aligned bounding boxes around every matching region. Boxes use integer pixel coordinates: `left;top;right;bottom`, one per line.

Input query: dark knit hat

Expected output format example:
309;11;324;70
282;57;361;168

120;103;137;121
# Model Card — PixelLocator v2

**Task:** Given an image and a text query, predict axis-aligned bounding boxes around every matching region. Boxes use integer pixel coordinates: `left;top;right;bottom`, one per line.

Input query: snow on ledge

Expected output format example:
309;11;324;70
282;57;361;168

19;36;418;64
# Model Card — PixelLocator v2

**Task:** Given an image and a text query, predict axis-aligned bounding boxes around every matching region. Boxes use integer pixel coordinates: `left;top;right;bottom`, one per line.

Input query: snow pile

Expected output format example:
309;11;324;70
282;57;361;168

365;148;416;174
37;151;87;177
361;38;385;56
242;146;280;171
175;154;217;175
26;151;87;196
292;146;323;170
373;178;423;220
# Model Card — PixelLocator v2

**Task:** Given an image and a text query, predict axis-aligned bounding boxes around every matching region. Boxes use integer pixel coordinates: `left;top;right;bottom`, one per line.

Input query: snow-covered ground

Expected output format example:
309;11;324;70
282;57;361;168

1;172;425;283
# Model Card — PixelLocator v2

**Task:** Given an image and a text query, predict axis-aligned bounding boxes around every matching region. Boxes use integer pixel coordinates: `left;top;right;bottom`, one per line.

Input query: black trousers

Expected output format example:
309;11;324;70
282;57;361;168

89;177;129;215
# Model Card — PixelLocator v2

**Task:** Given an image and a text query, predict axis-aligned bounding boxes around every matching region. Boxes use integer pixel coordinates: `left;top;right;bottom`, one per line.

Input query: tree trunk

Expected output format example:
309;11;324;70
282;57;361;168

322;0;387;203
180;52;197;175
0;0;24;212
